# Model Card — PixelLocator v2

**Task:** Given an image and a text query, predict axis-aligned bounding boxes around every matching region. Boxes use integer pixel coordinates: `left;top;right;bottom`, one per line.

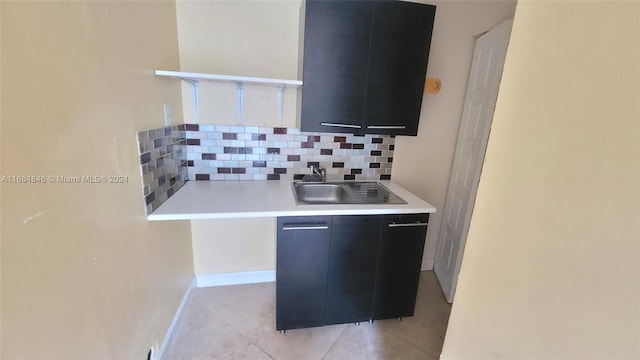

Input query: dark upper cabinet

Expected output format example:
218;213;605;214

300;0;372;134
364;1;436;135
300;0;436;136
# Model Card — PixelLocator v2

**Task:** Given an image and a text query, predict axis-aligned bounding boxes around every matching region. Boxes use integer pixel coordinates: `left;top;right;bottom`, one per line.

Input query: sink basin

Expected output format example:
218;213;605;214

293;181;406;205
294;183;351;204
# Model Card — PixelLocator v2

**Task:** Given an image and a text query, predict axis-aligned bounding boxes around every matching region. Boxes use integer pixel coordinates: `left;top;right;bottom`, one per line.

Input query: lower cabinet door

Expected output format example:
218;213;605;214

325;215;382;324
373;214;429;320
276;216;331;331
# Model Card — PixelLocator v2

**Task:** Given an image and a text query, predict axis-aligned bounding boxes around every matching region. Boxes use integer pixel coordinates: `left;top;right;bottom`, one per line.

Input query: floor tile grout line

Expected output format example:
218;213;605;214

232;318;276;360
376;322;439;359
253;342;277;360
320;323;351;360
202;283;280;359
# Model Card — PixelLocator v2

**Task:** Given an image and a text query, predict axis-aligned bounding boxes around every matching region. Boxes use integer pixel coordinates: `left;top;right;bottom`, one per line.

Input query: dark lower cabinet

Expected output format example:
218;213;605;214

373;214;429;320
276;216;331;331
326;215;382;324
276;213;429;331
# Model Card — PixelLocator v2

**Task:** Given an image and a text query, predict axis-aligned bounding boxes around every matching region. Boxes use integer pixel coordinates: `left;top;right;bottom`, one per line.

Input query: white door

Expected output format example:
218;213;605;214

434;20;513;303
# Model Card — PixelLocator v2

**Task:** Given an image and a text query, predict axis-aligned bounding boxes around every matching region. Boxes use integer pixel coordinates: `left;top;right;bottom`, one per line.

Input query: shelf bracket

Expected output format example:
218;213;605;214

236;81;244;125
277;85;285;125
183;79;200;124
155;70;303;126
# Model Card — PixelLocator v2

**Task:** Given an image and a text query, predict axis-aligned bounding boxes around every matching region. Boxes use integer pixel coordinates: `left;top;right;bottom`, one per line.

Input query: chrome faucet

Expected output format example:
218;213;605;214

310;165;326;182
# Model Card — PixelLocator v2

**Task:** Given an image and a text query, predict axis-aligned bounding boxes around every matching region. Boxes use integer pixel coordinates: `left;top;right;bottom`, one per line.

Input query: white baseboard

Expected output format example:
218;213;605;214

158;277;196;360
196;270;276;288
421;259;435;271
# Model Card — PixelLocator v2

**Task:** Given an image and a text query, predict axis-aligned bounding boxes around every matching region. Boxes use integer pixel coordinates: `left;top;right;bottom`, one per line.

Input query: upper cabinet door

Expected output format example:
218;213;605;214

300;0;373;133
300;0;436;136
364;1;436;136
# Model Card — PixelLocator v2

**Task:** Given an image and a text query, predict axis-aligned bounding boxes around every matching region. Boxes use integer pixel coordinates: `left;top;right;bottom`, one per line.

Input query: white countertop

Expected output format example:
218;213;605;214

148;180;436;221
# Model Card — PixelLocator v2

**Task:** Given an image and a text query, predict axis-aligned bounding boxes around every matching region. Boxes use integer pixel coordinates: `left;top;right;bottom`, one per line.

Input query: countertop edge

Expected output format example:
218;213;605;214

147;180;436;221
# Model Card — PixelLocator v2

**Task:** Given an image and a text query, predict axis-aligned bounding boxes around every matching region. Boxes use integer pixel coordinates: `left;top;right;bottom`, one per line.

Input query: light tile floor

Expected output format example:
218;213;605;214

164;271;451;360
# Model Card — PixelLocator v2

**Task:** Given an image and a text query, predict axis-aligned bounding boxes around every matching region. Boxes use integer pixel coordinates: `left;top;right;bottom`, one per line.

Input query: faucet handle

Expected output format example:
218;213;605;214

307;164;326;182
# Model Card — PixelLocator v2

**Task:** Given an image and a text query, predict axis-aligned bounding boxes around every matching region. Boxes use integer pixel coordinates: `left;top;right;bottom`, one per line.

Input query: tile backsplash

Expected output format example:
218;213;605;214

137;125;188;215
183;124;395;181
137;124;395;214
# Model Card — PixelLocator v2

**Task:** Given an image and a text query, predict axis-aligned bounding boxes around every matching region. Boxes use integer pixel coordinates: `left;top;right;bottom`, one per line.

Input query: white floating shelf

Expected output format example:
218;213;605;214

155;70;302;125
154;70;302;88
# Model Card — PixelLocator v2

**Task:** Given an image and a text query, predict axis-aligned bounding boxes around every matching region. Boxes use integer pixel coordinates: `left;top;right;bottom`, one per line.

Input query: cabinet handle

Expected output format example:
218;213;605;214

320;122;362;129
367;125;407;130
388;222;428;228
282;225;329;231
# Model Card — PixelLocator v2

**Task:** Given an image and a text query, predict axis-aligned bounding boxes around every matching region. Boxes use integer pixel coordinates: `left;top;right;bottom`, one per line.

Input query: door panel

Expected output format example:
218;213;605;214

435;20;513;303
373;214;428;319
276;216;331;330
300;1;372;133
364;1;436;135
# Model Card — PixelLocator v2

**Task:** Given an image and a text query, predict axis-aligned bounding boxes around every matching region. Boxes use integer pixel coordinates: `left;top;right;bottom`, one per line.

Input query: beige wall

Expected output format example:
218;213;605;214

391;0;517;269
191;219;276;275
175;0;302;127
1;2;193;358
442;1;640;358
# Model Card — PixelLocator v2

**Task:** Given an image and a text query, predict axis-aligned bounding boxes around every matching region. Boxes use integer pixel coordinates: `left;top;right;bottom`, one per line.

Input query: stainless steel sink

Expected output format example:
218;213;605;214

293;181;406;205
